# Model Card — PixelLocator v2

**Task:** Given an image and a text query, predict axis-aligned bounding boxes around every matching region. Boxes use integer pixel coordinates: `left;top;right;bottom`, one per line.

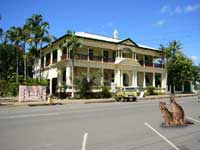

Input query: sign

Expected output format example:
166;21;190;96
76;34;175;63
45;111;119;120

19;85;47;102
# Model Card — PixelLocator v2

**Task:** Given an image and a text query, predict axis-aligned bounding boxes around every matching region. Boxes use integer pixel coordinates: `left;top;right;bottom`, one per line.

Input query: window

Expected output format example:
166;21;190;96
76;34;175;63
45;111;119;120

63;47;67;55
89;49;93;59
62;70;66;82
112;51;116;59
46;53;50;66
53;50;57;63
103;50;109;61
41;56;44;67
62;47;67;59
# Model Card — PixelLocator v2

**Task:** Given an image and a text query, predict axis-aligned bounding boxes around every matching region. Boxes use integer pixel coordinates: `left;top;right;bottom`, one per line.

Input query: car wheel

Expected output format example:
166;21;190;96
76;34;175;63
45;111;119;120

132;97;136;101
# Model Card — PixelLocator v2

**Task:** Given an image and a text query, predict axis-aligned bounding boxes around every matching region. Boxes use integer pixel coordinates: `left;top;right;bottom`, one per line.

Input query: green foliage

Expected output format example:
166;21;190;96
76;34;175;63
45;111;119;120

192;66;200;82
0;80;8;96
0;80;19;97
0;44;17;82
147;86;156;95
1;14;56;81
7;82;19;96
75;71;102;98
101;86;111;98
167;52;194;84
23;78;48;86
160;40;197;93
0;78;48;97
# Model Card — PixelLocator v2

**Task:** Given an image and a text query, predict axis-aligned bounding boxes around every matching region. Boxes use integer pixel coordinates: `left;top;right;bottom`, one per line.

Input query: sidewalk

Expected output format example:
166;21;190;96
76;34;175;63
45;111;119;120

0;93;198;107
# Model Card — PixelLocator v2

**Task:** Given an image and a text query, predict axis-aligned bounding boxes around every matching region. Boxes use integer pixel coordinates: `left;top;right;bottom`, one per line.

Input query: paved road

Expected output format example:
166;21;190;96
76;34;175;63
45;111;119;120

0;96;200;150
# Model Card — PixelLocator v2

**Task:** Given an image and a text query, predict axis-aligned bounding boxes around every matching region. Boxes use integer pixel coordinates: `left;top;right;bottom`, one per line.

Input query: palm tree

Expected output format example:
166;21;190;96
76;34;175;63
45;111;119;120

0;28;3;43
159;40;182;94
168;40;182;58
61;30;81;98
0;15;3;42
37;23;56;79
21;24;32;80
159;40;182;65
5;26;24;83
25;14;55;79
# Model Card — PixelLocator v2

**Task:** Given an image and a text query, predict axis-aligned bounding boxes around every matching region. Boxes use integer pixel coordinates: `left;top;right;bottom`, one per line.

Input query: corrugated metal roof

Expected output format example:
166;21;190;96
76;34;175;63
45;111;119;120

75;32;158;50
75;32;121;43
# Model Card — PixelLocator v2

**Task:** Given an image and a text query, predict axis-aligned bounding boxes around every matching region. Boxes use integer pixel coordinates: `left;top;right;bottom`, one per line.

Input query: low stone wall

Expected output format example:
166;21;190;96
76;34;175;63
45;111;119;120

19;85;47;102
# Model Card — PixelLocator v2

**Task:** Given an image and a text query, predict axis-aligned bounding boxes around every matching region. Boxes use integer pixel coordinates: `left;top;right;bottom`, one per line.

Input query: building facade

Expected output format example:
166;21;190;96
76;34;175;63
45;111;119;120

34;32;167;95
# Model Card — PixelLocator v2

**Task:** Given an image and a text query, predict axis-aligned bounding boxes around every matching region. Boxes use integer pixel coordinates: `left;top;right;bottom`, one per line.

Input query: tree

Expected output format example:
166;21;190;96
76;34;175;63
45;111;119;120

5;26;24;83
0;44;16;82
61;30;81;98
159;40;182;63
160;40;196;93
25;14;55;79
0;28;3;43
0;15;3;42
21;24;31;80
75;71;101;98
192;65;200;83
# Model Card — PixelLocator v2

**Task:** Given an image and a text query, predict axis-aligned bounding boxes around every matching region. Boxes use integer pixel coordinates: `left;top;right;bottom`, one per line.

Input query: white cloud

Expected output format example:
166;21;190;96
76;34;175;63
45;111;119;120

184;4;200;12
190;56;198;61
161;5;171;14
153;20;166;27
160;4;200;15
190;56;200;65
175;6;183;14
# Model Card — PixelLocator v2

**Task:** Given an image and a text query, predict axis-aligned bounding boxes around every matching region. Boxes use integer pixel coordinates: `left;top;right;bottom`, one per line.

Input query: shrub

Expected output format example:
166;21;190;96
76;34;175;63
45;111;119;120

0;80;8;96
75;71;101;98
7;82;19;96
147;86;156;95
23;78;48;86
101;86;111;98
0;80;19;97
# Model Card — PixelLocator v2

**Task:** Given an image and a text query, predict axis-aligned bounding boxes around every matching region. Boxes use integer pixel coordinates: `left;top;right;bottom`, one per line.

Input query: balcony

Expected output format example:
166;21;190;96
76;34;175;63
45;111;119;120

104;58;115;63
154;63;163;68
145;63;153;67
75;54;88;60
46;60;50;66
138;60;163;68
59;53;116;63
61;54;68;60
90;56;102;62
138;60;144;66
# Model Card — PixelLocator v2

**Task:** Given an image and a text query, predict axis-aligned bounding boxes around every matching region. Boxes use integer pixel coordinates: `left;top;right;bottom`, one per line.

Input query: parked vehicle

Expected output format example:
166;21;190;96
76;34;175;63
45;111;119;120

114;86;138;102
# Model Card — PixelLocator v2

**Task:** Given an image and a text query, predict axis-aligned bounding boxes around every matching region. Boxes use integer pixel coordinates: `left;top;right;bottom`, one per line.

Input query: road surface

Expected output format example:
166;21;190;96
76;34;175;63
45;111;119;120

0;96;200;150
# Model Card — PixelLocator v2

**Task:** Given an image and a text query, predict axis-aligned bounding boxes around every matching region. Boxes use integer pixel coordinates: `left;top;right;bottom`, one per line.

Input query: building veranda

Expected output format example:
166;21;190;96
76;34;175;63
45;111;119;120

34;31;167;95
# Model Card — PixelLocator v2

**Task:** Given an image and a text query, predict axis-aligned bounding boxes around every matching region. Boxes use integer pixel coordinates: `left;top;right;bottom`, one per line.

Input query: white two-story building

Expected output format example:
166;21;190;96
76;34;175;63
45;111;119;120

34;31;167;95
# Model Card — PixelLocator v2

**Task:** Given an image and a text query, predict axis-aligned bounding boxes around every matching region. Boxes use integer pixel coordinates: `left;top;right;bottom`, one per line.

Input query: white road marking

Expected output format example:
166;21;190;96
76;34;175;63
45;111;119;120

144;122;180;150
0;112;61;119
186;117;200;123
82;132;88;150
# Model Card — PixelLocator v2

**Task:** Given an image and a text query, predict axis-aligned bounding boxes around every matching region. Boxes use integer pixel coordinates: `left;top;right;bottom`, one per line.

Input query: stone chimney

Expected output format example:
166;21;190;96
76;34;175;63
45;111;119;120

113;29;118;39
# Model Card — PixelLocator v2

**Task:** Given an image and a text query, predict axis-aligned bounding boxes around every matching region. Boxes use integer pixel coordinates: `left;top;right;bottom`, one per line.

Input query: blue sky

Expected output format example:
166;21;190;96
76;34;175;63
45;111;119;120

0;0;200;65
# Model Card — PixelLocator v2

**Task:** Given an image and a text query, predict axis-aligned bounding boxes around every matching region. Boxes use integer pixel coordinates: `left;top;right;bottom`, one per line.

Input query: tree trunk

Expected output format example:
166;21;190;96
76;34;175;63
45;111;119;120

24;57;26;80
39;42;42;80
71;56;75;98
16;47;19;83
23;43;26;80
